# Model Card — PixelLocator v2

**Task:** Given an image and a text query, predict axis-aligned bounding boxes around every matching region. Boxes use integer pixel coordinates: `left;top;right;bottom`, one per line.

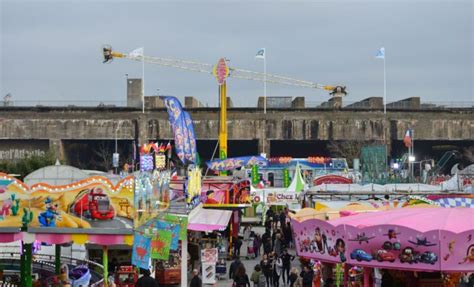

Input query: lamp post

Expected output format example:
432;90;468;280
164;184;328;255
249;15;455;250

408;155;416;182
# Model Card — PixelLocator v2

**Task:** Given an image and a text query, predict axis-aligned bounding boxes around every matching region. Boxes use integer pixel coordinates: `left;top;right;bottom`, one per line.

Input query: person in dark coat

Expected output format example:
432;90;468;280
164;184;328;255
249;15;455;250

279;211;286;229
135;269;159;287
229;257;242;279
280;249;295;284
300;265;314;287
253;234;261;258
234;236;243;257
190;269;202;287
260;254;273;287
263;238;273;255
233;264;251;287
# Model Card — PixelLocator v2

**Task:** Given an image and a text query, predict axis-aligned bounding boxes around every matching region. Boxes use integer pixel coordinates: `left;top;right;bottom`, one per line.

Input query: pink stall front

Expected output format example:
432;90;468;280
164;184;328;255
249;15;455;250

291;207;474;286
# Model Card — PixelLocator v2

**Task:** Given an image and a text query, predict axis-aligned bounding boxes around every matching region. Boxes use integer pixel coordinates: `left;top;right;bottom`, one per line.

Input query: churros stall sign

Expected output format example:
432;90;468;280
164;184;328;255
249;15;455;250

0;173;134;234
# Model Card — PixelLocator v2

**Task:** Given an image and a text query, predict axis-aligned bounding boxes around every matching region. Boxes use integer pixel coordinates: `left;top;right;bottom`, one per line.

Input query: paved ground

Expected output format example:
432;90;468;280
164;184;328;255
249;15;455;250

187;226;297;287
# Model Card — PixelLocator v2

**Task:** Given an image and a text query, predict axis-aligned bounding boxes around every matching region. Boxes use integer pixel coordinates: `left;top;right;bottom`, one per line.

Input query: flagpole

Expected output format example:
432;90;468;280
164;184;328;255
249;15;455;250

142;47;145;114
264;49;267;114
383;53;386;114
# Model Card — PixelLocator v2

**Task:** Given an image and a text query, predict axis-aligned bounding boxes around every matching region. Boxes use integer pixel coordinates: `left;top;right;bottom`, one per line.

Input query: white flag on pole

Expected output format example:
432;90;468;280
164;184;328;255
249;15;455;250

375;47;385;59
255;48;265;59
129;47;144;59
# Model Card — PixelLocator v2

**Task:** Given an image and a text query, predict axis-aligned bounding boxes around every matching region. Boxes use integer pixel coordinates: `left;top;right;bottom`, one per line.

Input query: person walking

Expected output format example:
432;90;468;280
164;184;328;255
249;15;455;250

273;255;283;287
233;264;251;287
279;210;286;229
283;222;293;248
263;237;273;255
190;269;202;287
135;269;158;287
254;234;261;258
234;236;243;257
251;264;262;287
260;254;273;287
281;249;295;284
274;233;284;257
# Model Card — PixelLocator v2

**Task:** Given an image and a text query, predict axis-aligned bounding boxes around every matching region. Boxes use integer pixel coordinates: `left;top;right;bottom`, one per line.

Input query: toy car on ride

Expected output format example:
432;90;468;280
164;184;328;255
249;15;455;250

374;249;396;262
416;251;438;265
399;247;418;264
350;249;373;262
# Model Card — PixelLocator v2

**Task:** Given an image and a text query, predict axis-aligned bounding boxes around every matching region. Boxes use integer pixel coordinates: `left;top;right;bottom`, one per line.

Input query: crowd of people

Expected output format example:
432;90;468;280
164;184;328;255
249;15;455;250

227;207;325;287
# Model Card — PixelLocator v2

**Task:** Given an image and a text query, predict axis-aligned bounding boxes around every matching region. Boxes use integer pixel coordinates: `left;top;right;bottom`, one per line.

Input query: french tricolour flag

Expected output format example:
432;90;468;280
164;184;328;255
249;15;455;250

403;129;412;148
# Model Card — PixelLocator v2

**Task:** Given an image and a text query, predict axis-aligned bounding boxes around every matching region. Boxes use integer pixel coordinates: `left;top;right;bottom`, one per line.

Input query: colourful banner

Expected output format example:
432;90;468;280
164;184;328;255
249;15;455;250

163;214;188;241
132;232;151;269
155;220;180;250
206;156;268;171
163;96;197;164
151;229;172;260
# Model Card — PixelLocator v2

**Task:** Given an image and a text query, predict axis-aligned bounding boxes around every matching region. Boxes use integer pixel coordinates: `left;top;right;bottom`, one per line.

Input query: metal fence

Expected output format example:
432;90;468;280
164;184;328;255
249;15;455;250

0;99;472;110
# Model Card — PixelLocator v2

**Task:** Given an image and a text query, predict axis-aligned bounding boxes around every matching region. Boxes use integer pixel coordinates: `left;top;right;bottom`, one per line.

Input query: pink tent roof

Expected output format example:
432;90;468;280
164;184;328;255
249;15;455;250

328;207;474;233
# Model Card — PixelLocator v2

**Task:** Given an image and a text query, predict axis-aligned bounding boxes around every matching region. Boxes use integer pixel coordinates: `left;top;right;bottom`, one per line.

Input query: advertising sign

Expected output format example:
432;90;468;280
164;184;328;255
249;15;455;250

206;156;268;172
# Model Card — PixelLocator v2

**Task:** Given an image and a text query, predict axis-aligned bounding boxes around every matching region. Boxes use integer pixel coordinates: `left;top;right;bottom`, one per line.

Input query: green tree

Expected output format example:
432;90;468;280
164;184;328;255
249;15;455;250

0;151;56;180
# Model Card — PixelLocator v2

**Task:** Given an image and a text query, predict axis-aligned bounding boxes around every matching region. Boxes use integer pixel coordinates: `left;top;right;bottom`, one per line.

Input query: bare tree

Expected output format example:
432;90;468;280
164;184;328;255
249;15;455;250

92;142;113;171
327;139;382;168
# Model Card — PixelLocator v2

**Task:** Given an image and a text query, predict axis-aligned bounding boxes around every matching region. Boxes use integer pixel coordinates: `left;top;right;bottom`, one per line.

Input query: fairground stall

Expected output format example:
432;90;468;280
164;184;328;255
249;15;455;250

290;207;474;287
0;170;135;286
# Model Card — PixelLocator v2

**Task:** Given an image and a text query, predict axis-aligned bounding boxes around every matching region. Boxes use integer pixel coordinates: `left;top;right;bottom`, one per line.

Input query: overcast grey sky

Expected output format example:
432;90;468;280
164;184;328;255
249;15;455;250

1;0;473;106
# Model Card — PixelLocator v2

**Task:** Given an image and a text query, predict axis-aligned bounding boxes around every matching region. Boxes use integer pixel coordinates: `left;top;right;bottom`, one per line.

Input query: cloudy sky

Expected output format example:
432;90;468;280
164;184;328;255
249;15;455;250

1;0;473;107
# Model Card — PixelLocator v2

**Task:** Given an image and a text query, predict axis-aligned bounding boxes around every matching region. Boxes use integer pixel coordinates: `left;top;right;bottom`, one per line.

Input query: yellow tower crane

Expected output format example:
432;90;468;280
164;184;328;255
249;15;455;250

102;45;346;163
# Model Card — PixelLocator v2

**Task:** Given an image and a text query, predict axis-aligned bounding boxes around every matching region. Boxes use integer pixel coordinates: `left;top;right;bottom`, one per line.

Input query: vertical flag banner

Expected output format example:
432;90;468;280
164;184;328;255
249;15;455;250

251;165;259;185
164;214;188;241
132;232;151;269
283;168;290;188
184;111;198;163
163;96;197;164
151;230;172;260
155;220;180;251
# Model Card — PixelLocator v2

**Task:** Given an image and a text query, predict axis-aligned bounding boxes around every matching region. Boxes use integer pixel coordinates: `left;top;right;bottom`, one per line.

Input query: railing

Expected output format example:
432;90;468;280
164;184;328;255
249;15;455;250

0;99;472;110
